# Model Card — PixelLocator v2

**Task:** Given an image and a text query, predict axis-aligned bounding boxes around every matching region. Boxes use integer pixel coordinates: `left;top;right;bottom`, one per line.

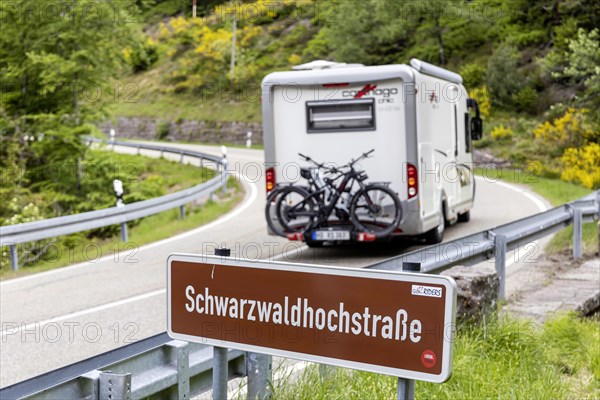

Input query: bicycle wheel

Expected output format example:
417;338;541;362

276;186;318;234
265;188;288;237
349;184;401;238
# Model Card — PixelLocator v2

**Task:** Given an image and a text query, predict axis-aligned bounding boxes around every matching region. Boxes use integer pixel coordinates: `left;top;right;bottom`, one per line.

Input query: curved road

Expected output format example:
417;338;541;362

0;143;549;386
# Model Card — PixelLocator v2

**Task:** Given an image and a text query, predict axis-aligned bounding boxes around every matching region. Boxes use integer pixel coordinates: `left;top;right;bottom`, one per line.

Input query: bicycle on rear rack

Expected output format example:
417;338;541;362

265;150;402;244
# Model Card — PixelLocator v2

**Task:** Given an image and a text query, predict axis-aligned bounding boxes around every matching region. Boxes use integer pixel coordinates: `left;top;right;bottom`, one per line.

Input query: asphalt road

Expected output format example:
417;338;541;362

0;143;549;387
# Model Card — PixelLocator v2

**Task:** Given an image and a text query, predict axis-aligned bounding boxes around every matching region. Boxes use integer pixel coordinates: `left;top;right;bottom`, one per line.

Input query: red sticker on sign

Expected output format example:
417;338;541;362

421;350;437;368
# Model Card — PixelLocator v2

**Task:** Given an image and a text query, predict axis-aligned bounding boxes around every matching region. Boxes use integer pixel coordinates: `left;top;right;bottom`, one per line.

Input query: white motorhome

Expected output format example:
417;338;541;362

261;58;483;244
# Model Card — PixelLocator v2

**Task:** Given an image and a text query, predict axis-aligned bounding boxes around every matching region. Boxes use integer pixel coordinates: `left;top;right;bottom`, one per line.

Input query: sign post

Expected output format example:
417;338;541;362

397;261;422;400
167;254;457;389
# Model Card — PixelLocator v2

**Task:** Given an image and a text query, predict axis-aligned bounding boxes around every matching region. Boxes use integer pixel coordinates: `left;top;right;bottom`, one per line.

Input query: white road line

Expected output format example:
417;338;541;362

478;177;549;212
476;177;548;268
0;289;166;337
1;176;258;287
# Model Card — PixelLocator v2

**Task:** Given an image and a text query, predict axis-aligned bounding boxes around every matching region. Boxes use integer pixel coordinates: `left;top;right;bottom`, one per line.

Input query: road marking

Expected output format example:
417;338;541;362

0;289;166;338
477;177;548;212
1;175;258;287
475;177;548;268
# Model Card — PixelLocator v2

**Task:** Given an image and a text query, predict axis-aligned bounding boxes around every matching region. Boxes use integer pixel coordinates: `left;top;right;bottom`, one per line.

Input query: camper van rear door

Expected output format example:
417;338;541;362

306;99;375;133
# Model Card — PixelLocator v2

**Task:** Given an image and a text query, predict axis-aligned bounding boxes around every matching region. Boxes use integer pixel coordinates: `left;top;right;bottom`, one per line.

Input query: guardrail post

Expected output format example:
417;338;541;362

99;371;131;400
120;223;128;242
179;205;186;220
573;207;583;260
166;341;190;400
9;244;19;271
137;146;141;155
246;352;272;400
494;234;507;300
180;152;184;164
222;160;228;196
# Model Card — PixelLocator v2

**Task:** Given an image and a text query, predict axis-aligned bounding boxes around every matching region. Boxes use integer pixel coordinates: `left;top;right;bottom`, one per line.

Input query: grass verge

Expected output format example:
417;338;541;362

1;177;242;280
475;168;597;255
272;313;599;399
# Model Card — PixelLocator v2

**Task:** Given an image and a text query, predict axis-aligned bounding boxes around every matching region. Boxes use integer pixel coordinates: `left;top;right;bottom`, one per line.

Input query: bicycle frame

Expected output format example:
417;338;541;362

286;166;367;227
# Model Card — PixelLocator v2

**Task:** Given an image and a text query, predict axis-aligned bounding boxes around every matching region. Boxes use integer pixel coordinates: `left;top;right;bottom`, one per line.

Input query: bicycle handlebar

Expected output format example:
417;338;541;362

299;149;375;171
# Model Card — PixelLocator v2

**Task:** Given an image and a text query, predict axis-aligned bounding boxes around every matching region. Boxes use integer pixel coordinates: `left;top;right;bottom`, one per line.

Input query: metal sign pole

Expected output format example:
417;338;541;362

212;248;231;400
213;346;228;400
397;261;420;400
397;377;415;400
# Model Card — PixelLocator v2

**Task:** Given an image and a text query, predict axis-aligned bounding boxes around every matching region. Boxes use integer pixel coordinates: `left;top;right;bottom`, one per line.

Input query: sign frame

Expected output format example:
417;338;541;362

167;253;457;383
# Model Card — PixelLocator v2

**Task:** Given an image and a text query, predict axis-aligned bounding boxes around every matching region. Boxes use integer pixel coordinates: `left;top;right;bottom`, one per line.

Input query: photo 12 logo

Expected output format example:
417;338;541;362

411;285;442;298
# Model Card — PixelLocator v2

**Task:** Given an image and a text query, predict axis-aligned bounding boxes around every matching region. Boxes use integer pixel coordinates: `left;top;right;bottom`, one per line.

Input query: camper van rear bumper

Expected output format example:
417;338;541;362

396;199;428;235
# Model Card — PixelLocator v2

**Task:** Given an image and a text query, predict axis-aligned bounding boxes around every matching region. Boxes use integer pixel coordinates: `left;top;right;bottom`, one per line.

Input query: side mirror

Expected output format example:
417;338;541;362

471;117;483;140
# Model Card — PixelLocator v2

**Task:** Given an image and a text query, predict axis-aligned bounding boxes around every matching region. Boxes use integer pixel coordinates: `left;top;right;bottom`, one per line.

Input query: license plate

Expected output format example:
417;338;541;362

312;230;351;241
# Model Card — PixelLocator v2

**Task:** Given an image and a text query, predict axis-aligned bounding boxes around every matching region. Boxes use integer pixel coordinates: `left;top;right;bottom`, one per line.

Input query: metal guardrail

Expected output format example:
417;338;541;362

1;191;598;399
0;333;246;400
367;191;600;299
0;138;228;271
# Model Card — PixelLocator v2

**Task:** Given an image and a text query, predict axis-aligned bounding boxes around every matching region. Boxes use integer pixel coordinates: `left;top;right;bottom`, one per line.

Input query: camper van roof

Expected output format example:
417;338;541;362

292;60;365;70
262;59;463;87
263;64;415;86
409;58;462;84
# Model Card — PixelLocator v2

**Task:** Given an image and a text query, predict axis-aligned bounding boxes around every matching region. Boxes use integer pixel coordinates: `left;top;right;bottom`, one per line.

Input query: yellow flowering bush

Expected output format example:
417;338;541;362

490;125;513;140
533;108;594;149
469;86;491;117
194;27;233;61
288;53;301;65
157;0;317;92
561;142;600;189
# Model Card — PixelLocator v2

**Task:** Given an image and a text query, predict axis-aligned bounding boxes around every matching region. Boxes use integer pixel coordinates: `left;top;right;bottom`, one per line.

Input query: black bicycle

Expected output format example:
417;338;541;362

268;150;402;239
265;156;336;236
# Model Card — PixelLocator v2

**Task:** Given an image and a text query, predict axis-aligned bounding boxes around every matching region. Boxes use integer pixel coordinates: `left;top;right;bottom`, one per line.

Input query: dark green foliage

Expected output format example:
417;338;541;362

460;63;487;88
156;120;171;140
128;40;159;72
512;86;539;114
487;43;524;109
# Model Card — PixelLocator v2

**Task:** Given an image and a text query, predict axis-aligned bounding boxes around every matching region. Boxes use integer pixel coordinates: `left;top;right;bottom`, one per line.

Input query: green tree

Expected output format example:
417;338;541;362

486;43;524;109
557;29;600;110
0;0;141;216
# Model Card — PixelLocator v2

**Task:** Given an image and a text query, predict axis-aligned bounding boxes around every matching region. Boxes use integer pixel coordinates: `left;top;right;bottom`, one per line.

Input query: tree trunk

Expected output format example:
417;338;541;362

434;15;446;65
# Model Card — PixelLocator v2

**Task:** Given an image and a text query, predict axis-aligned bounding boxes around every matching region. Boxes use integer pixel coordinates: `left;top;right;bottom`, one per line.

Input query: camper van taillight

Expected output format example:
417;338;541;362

266;167;275;193
407;163;418;199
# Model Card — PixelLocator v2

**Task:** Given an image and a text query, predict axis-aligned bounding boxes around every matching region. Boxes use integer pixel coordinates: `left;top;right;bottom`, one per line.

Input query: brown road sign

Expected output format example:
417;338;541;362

167;254;457;383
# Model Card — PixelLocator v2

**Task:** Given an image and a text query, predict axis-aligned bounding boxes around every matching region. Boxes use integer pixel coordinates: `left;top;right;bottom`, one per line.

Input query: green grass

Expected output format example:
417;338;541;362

475;168;593;206
546;223;599;255
107;63;261;123
475;168;597;255
110;93;261;122
271;313;599;399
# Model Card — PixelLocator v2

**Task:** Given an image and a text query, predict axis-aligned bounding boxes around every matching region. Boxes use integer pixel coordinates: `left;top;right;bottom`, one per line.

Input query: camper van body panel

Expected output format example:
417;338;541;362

262;62;474;238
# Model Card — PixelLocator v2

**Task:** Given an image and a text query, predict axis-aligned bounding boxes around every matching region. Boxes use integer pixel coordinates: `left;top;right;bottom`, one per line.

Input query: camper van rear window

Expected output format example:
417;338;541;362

306;99;375;133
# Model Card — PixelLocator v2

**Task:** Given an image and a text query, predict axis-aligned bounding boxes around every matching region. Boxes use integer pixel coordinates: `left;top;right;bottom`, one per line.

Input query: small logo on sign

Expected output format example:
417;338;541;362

411;285;442;298
421;350;437;368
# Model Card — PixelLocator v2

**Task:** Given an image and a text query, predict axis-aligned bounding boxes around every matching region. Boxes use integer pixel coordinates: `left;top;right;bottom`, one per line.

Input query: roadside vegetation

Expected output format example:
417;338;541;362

474;167;598;254
108;0;599;191
271;313;599;399
0;148;242;278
